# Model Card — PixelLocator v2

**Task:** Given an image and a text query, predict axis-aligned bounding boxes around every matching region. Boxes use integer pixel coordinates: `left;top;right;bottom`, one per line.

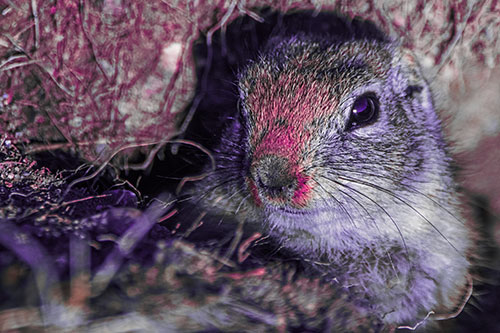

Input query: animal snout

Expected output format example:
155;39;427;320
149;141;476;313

252;155;297;201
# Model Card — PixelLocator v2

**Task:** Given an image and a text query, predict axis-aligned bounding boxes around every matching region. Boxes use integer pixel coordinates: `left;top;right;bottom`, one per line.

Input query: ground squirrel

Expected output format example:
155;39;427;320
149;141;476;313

185;11;474;327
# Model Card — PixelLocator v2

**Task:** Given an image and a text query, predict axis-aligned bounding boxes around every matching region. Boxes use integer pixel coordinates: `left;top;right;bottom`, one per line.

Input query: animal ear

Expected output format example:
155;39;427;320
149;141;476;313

391;46;440;127
395;48;428;98
392;46;438;115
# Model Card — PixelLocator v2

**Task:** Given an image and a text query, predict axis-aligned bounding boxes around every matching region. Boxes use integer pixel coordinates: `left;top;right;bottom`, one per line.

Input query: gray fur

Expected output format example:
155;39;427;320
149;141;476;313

191;34;472;325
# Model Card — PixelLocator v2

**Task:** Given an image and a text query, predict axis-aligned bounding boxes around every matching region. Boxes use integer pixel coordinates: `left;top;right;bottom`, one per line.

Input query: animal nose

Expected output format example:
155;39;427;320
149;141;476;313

252;155;297;200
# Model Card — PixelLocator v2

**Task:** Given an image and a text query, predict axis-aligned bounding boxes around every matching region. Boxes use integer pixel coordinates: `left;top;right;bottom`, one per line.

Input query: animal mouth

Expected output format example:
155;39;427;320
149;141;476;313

265;204;313;216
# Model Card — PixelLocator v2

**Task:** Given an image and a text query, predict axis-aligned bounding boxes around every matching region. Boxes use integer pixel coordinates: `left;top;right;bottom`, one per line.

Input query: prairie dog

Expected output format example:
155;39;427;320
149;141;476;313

188;12;473;325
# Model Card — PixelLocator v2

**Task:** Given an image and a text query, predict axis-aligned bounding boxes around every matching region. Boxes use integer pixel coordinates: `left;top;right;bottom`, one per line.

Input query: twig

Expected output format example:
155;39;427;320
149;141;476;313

78;0;111;83
221;216;245;266
174;139;215;194
68;236;90;312
397;311;434;330
4;34;27;53
431;0;477;78
0;54;29;69
31;0;40;50
206;0;237;46
127;141;167;170
109;178;143;203
3;32;74;97
60;140;166;201
174;90;203;140
158;208;178;222
0;60;41;72
92;196;171;296
0;220;64;326
238;232;262;263
161;16;199;154
59;194;112;207
41;107;76;148
199;248;236;268
182;211;206;238
24;141;98;154
34;63;75;97
237;2;264;23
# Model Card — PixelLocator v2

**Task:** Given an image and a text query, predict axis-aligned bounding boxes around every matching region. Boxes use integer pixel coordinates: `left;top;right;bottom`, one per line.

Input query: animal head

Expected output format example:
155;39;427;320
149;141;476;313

238;36;442;217
189;15;473;324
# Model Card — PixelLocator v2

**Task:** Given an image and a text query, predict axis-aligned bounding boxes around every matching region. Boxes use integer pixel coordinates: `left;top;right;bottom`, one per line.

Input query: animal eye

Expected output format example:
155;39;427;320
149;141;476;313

347;94;379;130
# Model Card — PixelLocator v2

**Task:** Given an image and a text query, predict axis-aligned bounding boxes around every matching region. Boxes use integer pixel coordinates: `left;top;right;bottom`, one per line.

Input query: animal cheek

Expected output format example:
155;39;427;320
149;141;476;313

246;177;263;207
291;173;313;207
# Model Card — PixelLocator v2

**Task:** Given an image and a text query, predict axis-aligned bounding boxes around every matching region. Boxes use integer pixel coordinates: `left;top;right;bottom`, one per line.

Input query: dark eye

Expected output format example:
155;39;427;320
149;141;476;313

347;94;379;130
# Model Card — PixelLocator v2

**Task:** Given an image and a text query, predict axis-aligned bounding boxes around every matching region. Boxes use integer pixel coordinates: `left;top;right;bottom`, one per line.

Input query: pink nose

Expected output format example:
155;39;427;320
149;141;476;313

252;154;297;201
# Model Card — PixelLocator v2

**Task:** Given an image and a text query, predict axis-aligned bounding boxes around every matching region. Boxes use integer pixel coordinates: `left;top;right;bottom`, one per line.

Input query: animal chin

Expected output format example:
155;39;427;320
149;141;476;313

266;204;313;216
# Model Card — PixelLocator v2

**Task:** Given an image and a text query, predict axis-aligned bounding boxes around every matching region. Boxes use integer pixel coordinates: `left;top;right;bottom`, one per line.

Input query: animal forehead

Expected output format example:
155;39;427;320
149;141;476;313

240;41;391;128
244;71;339;126
241;40;391;98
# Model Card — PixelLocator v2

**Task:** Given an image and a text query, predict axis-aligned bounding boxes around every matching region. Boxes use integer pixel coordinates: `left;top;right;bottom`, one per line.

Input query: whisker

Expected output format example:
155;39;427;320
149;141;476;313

306;161;464;225
201;166;242;176
227;187;248;210
235;193;252;214
325;181;400;277
188;176;242;206
345;167;462;223
335;186;382;234
317;174;409;255
335;174;462;255
310;177;357;229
